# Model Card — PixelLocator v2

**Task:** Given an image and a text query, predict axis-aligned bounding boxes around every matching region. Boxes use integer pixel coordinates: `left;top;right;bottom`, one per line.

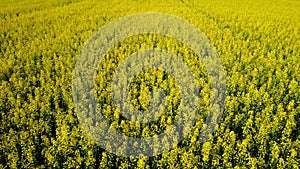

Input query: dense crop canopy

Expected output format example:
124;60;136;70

0;0;299;168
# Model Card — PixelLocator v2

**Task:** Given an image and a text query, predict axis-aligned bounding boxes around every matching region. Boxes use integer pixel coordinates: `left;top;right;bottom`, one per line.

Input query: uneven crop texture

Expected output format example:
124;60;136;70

0;0;299;168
